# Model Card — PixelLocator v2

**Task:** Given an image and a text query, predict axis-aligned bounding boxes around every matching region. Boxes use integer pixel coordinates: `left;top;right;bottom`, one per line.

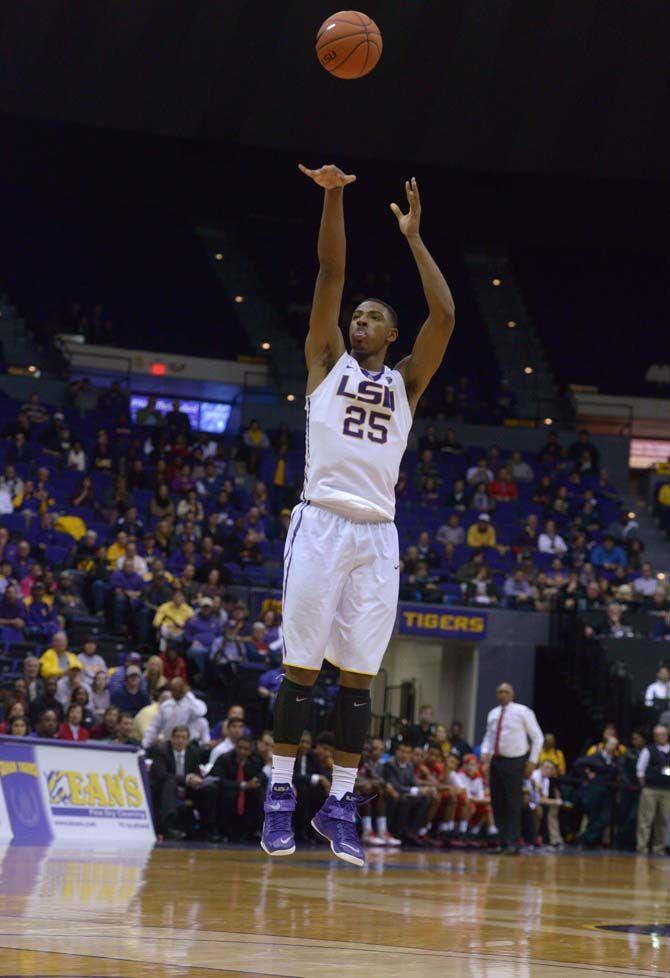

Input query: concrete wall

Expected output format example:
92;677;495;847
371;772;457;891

376;608;550;748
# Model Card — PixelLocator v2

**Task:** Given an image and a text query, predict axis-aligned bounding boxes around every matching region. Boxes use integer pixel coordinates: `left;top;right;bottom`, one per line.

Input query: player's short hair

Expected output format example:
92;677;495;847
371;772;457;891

363;297;398;330
315;731;336;747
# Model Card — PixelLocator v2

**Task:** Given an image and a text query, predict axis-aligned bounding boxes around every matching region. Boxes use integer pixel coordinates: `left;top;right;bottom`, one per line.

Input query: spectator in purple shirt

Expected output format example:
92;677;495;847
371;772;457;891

12;541;35;582
24;583;59;642
0;584;26;650
183;597;224;684
108;559;145;635
110;665;150;716
0;528;18;569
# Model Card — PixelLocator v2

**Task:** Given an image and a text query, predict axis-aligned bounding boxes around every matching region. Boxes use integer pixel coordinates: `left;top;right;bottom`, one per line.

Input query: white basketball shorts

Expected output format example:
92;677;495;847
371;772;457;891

281;502;400;676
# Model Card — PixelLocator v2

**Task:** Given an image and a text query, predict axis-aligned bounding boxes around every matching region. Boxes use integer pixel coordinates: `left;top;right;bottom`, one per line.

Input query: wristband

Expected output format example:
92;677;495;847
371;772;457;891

410;787;419;797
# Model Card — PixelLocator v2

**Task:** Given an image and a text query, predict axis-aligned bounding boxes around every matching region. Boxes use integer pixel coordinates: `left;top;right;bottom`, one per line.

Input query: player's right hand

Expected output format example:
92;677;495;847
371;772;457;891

298;163;356;189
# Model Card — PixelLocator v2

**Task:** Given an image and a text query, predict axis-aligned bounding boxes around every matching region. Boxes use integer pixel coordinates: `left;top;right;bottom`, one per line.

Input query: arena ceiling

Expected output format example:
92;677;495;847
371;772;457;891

0;0;669;181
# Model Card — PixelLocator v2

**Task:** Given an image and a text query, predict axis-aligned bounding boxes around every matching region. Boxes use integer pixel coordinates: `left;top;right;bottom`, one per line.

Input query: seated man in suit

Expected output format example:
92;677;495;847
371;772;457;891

149;725;219;841
209;735;266;842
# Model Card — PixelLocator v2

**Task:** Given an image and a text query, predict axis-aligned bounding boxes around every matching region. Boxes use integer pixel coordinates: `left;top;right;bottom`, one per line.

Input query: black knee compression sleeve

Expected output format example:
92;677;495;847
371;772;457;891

334;686;371;755
273;678;313;745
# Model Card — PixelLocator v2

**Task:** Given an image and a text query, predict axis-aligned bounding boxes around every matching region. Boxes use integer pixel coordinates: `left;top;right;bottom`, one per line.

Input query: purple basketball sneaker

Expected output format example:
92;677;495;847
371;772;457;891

311;792;365;867
261;783;296;856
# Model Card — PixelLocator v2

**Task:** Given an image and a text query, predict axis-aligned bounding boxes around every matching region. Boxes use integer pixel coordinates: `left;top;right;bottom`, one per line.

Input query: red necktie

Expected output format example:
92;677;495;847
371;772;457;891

493;706;506;756
236;761;246;816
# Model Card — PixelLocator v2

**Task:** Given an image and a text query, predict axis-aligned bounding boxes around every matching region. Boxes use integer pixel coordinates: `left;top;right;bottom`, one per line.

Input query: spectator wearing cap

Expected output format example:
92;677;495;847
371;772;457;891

466;513;497;549
78;637;107;688
55;660;85;709
183;597;223;682
538;519;568;556
39;631;80;679
108;651;145;696
591;535;627;571
111;664;150;716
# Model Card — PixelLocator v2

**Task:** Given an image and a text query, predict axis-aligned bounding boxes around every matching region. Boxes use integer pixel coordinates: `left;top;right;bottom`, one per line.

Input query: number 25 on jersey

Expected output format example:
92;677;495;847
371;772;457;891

337;375;396;445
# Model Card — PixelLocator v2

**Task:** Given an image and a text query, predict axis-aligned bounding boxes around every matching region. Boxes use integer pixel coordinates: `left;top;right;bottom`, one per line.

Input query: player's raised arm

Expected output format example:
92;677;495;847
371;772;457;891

391;177;456;413
298;163;354;389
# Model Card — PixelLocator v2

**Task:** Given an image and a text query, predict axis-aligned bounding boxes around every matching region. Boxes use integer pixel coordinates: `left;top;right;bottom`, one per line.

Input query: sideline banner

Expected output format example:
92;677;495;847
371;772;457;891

398;604;488;640
0;737;155;845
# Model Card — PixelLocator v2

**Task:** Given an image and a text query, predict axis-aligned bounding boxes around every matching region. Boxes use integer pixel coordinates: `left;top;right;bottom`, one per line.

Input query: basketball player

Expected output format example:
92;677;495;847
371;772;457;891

261;163;455;866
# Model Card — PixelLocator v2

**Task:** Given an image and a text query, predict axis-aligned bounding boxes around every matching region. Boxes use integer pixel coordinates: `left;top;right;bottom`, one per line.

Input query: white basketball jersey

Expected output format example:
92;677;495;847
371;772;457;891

302;352;412;522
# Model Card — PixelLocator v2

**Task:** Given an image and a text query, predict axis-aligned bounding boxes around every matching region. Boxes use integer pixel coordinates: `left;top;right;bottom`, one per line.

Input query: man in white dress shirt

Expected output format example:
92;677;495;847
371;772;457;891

142;677;207;749
481;682;544;854
644;663;670;715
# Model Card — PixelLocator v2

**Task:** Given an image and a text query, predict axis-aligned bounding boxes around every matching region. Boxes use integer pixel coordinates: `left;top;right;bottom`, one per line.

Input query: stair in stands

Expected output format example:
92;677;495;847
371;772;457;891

0;293;48;373
464;252;571;426
197;225;306;398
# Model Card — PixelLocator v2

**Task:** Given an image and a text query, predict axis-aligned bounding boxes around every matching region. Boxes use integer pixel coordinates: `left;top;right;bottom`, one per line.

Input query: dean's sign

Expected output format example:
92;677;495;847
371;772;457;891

398;605;487;640
0;737;155;845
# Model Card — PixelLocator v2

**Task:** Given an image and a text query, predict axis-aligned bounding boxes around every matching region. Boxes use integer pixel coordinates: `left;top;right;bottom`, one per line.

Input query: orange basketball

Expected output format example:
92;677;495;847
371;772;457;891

316;11;382;80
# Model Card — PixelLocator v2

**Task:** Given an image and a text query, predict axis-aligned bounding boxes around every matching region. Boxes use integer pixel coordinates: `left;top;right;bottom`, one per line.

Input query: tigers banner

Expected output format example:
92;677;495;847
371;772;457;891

0;736;155;845
398;604;488;640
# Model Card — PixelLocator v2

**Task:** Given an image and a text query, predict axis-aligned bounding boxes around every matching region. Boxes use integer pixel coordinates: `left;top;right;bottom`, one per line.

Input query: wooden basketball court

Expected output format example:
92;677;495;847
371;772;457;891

0;844;668;977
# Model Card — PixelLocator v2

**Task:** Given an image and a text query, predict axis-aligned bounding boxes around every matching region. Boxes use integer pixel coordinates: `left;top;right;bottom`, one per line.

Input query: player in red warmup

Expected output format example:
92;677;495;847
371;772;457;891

261;164;455;866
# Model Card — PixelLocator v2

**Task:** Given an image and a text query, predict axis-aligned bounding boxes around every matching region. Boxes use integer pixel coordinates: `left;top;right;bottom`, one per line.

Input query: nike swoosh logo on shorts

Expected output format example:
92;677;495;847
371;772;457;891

296;696;309;702
354;701;367;707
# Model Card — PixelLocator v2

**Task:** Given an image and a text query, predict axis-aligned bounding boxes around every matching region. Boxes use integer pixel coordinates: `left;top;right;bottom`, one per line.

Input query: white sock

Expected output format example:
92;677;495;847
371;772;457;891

362;815;372;834
377;815;388;835
458;820;469;833
487;825;499;835
440;820;455;833
270;754;296;788
418;826;428;836
329;764;358;799
471;824;481;835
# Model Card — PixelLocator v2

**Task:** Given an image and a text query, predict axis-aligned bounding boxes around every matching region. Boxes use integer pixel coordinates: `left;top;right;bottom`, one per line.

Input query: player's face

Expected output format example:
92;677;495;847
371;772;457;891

349;302;397;356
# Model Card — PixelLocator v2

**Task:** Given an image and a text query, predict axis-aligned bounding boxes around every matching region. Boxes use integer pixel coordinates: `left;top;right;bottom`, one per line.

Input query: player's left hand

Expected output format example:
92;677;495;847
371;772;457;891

390;177;421;238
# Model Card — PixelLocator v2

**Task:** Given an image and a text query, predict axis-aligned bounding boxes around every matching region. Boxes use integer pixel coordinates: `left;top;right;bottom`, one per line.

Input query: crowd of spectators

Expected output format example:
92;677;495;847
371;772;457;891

397;428;669;637
1;384;670;849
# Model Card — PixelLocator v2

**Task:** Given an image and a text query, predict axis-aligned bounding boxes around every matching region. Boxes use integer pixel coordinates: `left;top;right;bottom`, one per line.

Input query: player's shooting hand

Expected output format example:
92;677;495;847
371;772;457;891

298;163;356;189
390;177;421;238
